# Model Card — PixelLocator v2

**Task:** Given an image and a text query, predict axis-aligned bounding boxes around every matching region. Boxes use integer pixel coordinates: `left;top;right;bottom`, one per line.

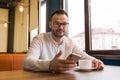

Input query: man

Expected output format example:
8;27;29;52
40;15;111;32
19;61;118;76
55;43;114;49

23;9;104;73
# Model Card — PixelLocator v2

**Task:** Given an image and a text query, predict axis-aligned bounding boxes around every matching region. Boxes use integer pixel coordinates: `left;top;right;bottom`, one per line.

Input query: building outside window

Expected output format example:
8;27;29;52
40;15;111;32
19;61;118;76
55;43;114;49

65;0;120;55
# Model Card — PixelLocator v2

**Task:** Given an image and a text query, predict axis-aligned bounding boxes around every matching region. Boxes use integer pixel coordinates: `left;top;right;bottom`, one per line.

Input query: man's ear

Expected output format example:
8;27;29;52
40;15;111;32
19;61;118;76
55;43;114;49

49;21;52;29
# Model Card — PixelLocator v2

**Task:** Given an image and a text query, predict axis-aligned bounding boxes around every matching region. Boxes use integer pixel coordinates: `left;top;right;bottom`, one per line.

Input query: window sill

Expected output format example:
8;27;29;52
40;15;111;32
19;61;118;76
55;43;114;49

92;55;120;60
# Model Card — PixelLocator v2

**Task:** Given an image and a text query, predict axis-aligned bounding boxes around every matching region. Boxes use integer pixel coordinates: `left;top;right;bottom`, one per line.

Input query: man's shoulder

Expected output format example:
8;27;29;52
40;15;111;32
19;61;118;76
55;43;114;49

64;36;73;43
34;32;50;39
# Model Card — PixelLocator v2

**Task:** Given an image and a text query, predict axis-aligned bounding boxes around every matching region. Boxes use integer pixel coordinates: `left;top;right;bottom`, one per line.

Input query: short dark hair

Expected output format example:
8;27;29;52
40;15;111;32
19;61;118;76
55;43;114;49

50;9;68;20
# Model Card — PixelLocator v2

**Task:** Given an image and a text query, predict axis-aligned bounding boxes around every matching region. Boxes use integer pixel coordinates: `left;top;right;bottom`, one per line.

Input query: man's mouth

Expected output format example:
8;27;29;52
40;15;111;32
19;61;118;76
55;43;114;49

57;30;63;33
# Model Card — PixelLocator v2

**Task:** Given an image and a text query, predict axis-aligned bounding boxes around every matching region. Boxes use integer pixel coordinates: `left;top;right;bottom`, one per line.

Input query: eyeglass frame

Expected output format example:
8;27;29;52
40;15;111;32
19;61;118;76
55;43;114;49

52;21;69;28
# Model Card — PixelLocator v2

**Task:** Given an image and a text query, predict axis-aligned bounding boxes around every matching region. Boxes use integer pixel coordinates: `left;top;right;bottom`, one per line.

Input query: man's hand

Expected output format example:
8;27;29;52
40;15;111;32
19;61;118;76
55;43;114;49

49;50;77;73
92;59;104;70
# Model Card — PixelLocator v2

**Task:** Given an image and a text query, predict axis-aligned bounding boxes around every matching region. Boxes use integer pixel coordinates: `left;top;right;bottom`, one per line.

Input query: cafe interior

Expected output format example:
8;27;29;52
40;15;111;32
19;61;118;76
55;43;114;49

0;0;120;71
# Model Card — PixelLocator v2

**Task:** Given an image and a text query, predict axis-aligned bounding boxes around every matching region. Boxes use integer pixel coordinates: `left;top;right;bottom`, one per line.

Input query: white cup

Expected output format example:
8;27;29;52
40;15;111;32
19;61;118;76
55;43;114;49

78;60;92;69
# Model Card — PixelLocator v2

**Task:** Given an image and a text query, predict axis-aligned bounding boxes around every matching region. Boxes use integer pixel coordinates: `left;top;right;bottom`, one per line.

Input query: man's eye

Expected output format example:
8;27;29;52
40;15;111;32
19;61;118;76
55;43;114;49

63;23;67;25
54;22;59;25
62;23;68;25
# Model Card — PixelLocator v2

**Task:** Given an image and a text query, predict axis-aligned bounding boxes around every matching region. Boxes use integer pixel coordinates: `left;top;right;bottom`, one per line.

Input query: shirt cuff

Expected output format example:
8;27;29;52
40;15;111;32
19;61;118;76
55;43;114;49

37;60;51;71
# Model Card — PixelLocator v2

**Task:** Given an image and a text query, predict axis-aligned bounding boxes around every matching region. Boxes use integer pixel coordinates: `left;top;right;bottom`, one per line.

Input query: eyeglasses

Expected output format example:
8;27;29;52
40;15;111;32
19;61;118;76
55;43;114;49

53;22;69;28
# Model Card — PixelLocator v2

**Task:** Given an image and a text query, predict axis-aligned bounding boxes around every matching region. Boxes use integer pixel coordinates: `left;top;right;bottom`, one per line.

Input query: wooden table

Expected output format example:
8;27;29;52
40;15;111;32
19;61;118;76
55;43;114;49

0;65;120;80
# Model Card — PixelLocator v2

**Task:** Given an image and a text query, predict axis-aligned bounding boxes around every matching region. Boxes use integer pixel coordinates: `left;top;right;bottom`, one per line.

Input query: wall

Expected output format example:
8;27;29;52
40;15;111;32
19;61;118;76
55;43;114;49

103;59;120;66
30;0;38;31
13;0;29;52
0;8;8;52
14;0;38;52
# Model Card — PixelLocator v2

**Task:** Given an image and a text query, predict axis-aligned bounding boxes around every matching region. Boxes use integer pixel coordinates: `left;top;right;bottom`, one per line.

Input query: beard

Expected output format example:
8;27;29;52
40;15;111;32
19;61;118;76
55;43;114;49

52;29;66;38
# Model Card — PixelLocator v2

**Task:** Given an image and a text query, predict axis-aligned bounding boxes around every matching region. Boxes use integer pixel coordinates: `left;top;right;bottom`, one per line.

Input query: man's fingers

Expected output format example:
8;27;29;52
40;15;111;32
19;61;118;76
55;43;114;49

98;61;104;70
54;50;62;58
92;59;104;70
50;51;78;73
60;63;77;68
59;59;75;64
57;64;76;72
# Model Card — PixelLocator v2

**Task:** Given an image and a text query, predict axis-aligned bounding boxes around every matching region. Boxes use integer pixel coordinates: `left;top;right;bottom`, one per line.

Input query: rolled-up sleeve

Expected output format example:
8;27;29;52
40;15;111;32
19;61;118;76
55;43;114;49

72;43;95;60
23;56;51;71
23;36;51;71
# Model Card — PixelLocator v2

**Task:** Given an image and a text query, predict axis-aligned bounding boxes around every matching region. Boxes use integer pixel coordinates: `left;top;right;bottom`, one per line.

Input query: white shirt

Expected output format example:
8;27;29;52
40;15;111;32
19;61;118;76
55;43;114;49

23;32;94;71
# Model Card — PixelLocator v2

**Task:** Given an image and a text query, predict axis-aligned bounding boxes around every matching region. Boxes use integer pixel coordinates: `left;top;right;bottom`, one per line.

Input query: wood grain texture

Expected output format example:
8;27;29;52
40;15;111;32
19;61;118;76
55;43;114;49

0;65;120;80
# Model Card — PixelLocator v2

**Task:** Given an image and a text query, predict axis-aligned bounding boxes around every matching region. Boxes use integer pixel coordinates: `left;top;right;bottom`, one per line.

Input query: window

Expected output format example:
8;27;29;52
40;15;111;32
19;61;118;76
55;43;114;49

30;0;46;42
39;0;46;33
67;0;85;50
91;0;120;50
85;0;120;55
65;0;120;56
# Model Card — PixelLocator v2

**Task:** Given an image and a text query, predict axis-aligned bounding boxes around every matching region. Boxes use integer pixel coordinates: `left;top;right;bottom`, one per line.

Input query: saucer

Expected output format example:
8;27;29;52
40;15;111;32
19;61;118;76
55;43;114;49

74;67;96;71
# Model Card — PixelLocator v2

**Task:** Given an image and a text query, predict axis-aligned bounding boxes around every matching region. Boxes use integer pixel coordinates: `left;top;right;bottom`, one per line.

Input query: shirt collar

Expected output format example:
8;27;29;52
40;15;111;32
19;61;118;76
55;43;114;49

49;32;65;46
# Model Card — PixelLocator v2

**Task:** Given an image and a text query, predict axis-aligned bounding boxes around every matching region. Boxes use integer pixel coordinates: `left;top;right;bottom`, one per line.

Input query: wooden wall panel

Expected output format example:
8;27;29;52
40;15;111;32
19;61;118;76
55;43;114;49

30;0;38;31
14;0;28;52
0;8;8;52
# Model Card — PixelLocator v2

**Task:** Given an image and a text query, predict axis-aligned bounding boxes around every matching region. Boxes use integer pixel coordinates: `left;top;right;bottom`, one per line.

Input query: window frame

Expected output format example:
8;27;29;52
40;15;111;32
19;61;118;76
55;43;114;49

84;0;120;59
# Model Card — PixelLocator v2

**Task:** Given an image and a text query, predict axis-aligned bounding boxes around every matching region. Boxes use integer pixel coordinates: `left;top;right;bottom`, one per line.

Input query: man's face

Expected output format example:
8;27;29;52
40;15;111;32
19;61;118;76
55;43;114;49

49;14;69;38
